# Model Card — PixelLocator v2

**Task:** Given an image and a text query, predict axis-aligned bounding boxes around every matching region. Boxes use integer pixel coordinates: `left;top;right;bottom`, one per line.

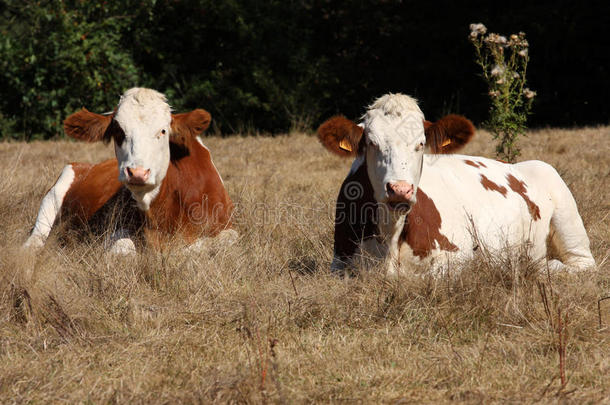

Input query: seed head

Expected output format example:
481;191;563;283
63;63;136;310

523;88;536;99
469;23;487;37
491;64;505;77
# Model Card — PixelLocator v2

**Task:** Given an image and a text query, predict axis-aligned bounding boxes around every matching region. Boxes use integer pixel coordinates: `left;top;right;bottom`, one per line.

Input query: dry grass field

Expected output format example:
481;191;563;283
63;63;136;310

1;126;609;403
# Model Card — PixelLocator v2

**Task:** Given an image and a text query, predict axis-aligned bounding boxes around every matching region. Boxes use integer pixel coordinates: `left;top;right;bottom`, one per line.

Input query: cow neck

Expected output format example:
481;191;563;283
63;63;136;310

377;206;408;251
129;139;200;213
373;174;409;266
333;155;417;271
144;138;229;241
145;140;197;218
130;185;161;212
332;157;377;268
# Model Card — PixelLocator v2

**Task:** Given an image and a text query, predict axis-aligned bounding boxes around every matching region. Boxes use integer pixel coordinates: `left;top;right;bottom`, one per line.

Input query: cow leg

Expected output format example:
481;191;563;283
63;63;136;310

548;195;596;271
517;161;595;271
23;164;76;249
376;211;408;276
186;229;239;254
546;176;595;271
546;259;566;273
106;229;137;255
330;255;348;274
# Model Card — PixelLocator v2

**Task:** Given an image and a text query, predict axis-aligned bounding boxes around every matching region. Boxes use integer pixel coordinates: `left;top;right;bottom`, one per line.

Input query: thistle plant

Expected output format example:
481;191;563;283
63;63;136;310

469;23;536;162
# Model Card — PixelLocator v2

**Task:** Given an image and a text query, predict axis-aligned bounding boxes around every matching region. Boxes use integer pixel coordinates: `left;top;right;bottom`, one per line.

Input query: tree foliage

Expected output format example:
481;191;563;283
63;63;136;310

0;0;608;139
0;0;141;139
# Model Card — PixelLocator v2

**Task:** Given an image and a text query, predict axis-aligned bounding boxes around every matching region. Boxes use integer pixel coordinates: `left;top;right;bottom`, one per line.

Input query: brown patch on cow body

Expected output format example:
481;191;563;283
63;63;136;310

506;174;541;221
57;159;142;244
146;141;233;245
62;159;122;223
464;159;488;169
401;188;458;259
480;174;508;197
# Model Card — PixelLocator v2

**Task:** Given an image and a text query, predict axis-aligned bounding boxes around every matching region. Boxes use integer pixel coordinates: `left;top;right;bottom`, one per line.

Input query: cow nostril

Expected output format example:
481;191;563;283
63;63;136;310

386;183;395;195
125;167;133;178
386;181;414;201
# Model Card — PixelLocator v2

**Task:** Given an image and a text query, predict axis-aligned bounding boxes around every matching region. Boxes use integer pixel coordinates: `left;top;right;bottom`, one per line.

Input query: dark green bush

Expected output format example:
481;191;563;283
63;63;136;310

0;1;142;140
0;1;607;139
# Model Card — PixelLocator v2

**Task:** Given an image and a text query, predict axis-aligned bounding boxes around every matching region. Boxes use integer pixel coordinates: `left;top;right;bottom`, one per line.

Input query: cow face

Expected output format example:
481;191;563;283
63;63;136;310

63;87;211;208
318;93;475;212
362;96;426;210
110;88;172;192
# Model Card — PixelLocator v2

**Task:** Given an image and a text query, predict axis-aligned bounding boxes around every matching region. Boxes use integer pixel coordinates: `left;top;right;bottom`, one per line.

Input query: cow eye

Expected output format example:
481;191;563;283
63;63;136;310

161;129;166;135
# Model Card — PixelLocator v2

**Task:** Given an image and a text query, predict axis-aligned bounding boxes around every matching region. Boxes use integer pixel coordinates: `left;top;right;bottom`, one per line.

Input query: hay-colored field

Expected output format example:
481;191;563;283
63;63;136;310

1;127;609;403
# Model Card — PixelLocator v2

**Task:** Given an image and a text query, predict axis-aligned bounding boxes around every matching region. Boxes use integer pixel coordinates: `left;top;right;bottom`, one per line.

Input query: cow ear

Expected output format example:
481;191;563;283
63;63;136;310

64;108;112;142
317;116;363;157
170;109;212;146
424;114;475;154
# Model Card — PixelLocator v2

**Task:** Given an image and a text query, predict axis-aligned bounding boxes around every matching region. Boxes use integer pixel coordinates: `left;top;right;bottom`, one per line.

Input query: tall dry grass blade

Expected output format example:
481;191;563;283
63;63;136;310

0;130;608;402
599;295;610;329
556;307;567;390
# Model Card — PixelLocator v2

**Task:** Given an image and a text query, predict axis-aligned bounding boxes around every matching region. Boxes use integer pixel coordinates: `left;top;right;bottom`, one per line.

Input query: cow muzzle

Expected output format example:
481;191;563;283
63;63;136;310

385;181;414;212
124;166;151;186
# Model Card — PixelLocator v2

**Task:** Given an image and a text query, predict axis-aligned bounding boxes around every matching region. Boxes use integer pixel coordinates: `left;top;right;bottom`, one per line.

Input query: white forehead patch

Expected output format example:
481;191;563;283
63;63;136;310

362;93;425;144
365;93;423;118
114;88;171;133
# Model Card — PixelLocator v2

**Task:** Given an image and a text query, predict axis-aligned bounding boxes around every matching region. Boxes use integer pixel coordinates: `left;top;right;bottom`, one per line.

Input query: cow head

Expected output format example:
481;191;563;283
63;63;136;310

63;88;211;209
318;93;474;212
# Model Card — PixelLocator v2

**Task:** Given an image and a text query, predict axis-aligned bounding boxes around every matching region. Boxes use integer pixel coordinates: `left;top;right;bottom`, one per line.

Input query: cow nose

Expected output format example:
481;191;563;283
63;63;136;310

125;167;150;184
386;181;414;201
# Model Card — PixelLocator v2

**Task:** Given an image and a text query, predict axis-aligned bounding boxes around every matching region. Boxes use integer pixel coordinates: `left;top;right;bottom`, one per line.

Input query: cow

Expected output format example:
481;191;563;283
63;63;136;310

317;93;595;275
23;88;235;253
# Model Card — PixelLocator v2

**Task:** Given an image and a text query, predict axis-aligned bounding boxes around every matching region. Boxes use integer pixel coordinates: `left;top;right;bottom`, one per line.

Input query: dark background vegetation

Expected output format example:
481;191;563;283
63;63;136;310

0;0;608;139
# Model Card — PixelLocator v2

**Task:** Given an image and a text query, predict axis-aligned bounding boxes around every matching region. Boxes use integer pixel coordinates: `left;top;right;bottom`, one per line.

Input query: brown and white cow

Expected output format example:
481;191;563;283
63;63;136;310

318;93;595;275
24;88;235;253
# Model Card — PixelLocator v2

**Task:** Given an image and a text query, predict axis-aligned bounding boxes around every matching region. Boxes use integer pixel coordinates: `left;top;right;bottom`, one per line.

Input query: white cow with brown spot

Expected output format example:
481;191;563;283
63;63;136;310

318;93;595;275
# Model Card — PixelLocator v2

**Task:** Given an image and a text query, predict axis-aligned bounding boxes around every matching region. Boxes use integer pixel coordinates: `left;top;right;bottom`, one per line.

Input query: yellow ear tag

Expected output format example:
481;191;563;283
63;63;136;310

441;139;452;147
339;139;353;152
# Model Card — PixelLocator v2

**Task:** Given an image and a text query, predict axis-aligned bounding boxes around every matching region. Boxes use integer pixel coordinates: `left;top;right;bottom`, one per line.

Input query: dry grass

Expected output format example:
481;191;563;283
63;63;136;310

1;127;609;403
